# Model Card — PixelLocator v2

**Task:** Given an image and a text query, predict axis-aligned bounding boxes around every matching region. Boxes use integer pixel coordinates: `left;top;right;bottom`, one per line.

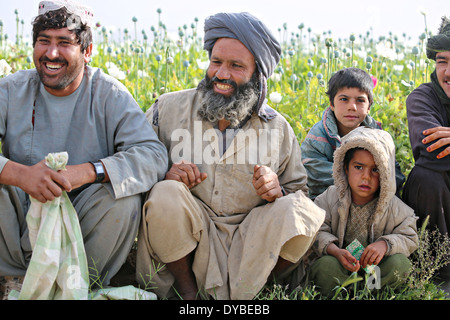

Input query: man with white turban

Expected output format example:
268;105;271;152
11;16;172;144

0;0;168;298
136;12;325;300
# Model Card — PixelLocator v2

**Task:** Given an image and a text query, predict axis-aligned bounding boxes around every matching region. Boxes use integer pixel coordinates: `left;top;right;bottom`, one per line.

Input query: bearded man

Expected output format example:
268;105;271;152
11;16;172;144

0;0;167;297
136;12;325;300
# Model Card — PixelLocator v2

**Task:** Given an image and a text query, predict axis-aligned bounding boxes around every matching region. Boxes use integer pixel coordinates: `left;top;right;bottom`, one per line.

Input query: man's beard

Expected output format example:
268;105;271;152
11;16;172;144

35;55;85;91
197;73;260;128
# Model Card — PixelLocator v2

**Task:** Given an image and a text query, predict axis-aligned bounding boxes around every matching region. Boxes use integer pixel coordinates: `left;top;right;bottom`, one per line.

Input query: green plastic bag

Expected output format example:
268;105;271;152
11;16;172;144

18;152;90;300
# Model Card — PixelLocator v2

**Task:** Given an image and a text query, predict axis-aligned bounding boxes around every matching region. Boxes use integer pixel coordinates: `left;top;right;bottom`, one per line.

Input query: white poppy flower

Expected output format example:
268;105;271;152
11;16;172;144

0;59;12;77
269;92;282;104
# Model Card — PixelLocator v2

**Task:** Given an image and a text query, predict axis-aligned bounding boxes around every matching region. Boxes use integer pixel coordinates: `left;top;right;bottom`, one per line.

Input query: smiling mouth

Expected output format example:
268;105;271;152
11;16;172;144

215;82;233;91
45;62;64;71
213;82;235;96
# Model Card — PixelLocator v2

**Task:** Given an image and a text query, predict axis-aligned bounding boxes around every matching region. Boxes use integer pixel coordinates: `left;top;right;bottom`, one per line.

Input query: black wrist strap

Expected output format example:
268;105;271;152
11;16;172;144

90;161;105;183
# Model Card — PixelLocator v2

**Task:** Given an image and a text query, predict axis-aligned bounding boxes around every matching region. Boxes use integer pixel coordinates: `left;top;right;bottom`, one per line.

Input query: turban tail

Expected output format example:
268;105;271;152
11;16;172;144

203;12;281;79
426;16;450;60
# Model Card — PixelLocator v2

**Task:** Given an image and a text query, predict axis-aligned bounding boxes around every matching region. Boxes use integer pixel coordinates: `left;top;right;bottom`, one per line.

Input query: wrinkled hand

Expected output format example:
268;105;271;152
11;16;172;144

360;241;387;268
252;165;283;202
165;160;207;188
422;126;450;159
19;160;72;203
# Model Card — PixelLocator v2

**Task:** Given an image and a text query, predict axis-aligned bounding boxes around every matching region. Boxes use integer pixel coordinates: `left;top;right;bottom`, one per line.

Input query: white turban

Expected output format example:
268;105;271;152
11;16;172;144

38;0;94;28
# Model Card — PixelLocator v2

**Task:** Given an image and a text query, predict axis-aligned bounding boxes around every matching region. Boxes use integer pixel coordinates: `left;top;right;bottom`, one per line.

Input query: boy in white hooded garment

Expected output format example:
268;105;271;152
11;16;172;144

308;127;418;296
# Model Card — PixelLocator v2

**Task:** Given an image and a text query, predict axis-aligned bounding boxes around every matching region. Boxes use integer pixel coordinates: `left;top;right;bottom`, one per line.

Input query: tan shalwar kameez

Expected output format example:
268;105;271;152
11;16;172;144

136;88;325;299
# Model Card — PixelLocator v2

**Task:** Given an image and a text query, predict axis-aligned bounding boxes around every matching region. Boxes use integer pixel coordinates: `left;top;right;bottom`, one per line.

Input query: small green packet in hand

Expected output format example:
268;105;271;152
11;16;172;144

345;239;375;273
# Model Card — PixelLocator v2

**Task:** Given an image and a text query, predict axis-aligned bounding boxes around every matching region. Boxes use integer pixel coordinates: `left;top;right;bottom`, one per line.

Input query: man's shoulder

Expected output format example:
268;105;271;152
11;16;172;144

407;82;435;101
157;88;198;103
0;69;39;87
156;88;199;112
87;66;132;96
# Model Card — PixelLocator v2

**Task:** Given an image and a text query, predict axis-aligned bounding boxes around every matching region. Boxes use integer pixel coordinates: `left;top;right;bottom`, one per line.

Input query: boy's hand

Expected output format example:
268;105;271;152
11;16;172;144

335;248;360;272
360;241;387;268
327;243;360;272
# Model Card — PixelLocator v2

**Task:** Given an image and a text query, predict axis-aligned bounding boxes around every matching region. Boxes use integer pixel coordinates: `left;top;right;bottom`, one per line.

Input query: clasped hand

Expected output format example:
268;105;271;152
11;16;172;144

12;160;97;203
18;160;72;203
166;161;283;202
329;241;387;272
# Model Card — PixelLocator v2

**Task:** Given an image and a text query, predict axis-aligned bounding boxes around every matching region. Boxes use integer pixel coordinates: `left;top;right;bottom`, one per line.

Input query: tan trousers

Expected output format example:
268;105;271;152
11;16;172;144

136;180;324;299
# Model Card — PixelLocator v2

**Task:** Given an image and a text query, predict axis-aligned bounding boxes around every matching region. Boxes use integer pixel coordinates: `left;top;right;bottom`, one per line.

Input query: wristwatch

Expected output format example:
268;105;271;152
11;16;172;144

90;161;105;183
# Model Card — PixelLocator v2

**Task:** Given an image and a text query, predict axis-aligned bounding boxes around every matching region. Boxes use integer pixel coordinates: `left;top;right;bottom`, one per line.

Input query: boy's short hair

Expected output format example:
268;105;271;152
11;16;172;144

326;68;374;107
32;7;92;52
343;147;365;170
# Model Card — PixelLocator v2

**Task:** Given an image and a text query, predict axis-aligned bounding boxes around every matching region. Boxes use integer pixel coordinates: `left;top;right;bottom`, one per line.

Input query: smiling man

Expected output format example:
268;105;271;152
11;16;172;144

402;16;450;291
0;0;168;298
136;12;325;300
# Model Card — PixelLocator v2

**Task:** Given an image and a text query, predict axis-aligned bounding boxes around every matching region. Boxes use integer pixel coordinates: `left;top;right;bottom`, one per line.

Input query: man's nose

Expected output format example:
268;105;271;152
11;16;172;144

215;65;231;80
45;44;60;60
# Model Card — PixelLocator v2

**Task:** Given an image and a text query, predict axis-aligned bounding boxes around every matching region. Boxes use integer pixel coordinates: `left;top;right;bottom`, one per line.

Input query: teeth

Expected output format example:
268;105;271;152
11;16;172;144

216;83;232;90
46;63;62;70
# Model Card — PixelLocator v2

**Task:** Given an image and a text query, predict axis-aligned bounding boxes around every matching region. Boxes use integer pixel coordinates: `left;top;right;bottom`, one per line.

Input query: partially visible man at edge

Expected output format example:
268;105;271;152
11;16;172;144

0;0;168;297
402;16;450;291
136;12;325;300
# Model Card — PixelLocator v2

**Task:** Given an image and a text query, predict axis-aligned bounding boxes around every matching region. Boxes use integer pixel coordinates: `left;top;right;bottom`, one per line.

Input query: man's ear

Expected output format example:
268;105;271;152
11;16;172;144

84;43;93;64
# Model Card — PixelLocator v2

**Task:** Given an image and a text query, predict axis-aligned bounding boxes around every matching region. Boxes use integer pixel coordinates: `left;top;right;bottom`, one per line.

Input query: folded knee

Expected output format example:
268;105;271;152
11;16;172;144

144;180;192;219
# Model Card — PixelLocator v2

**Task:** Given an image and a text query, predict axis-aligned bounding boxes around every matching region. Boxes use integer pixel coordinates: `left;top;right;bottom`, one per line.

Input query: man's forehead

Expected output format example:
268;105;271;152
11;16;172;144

436;51;450;59
37;28;78;41
212;38;254;58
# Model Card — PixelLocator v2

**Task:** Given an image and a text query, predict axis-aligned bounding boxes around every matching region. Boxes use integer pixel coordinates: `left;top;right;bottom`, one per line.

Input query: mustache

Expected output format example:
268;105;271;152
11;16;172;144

39;56;67;64
210;76;238;90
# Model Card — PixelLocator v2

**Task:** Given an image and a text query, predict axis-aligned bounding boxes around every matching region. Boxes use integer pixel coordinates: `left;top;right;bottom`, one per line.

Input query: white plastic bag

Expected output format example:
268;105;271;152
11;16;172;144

18;152;89;300
12;152;157;300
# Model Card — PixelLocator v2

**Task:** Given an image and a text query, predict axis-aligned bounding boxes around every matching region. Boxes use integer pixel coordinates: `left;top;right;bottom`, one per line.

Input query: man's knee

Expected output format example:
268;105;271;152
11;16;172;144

74;184;141;232
144;180;192;221
148;180;188;204
110;194;141;219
